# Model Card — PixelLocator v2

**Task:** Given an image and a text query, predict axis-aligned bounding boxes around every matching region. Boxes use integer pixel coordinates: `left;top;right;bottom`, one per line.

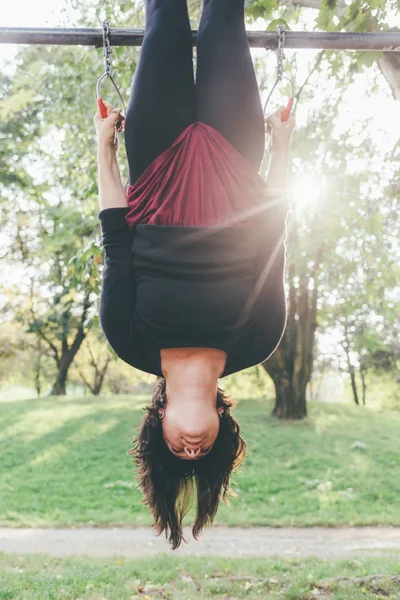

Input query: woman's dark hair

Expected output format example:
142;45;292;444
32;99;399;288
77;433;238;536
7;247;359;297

128;378;247;549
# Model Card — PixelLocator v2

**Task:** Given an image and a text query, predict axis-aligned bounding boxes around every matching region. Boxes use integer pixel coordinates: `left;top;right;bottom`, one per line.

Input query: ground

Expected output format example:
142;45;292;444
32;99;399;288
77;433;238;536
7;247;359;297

1;526;400;559
1;551;399;599
1;395;400;598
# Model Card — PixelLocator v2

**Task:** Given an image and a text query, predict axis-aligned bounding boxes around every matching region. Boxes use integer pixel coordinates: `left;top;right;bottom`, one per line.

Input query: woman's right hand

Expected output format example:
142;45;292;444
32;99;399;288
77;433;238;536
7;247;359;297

94;100;123;152
265;106;295;152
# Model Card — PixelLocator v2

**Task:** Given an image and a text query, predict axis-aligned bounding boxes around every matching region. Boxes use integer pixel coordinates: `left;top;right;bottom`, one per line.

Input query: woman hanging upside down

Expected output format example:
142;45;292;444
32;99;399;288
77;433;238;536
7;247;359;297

94;0;295;549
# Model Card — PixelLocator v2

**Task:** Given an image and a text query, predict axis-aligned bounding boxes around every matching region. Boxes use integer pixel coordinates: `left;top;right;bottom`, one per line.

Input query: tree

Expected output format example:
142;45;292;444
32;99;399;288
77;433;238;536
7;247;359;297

245;0;399;99
73;333;113;396
0;3;141;394
0;39;110;395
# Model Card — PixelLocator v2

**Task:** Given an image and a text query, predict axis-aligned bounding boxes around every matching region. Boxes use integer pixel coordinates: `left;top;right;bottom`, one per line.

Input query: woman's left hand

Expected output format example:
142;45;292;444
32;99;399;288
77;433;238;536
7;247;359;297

94;100;124;153
265;106;295;152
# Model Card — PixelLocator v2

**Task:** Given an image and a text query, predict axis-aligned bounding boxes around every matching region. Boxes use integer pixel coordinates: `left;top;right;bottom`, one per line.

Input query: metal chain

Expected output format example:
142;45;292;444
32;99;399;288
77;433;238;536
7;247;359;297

263;25;286;115
102;22;112;77
276;25;285;82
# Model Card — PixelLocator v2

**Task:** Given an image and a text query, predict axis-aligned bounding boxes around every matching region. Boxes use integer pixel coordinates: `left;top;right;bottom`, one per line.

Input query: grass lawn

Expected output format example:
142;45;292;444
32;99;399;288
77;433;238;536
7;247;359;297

0;553;400;599
0;394;399;527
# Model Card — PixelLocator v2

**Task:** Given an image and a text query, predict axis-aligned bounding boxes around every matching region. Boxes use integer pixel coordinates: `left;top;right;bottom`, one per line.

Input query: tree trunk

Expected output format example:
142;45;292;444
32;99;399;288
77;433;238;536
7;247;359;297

47;295;91;396
35;344;42;398
93;356;111;395
34;337;42;397
342;327;360;406
271;373;307;419
360;367;367;405
34;366;41;397
50;336;88;396
78;345;111;396
93;377;105;395
263;238;323;420
50;359;69;395
349;367;360;406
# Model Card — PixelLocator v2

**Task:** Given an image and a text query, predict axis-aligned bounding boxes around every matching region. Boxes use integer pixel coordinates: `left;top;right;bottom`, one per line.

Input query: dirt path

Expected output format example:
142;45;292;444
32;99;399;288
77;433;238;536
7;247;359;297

1;527;400;559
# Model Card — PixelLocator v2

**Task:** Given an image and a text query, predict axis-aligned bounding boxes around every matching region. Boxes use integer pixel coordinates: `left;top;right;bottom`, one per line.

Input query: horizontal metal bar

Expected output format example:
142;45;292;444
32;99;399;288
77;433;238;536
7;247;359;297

0;27;399;51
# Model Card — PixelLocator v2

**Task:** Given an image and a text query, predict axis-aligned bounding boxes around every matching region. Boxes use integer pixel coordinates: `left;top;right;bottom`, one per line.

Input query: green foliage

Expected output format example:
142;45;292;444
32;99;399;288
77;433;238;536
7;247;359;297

0;73;40;191
267;19;291;31
351;50;384;71
325;0;337;9
224;365;273;398
365;373;400;412
315;6;337;32
246;0;276;22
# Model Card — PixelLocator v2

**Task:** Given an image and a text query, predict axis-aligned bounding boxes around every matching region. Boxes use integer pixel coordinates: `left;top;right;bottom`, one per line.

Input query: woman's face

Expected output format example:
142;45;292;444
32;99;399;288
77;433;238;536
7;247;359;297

159;402;224;460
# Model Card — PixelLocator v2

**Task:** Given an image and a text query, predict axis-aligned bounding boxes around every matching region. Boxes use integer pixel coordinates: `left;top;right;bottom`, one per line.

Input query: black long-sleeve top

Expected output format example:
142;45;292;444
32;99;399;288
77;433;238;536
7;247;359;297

98;206;288;378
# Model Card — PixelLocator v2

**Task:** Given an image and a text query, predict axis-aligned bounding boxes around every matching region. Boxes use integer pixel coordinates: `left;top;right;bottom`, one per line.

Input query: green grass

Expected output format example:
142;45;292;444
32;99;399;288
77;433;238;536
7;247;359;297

0;395;400;527
0;553;400;599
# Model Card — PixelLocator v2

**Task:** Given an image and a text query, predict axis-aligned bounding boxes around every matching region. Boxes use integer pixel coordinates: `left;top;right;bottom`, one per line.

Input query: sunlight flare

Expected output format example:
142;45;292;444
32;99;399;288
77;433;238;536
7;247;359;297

291;173;323;213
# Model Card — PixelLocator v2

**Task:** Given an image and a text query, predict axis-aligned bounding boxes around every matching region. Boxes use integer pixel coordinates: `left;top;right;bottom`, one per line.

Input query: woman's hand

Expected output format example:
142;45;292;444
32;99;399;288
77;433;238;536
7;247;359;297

265;106;295;153
94;100;123;153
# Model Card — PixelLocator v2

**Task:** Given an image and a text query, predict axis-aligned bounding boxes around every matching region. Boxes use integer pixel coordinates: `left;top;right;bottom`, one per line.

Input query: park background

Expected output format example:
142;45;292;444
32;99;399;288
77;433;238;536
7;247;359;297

0;0;399;598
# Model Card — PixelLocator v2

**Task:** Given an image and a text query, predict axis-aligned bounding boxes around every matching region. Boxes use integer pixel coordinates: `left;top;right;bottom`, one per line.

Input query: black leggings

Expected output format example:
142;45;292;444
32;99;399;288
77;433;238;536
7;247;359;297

125;0;265;185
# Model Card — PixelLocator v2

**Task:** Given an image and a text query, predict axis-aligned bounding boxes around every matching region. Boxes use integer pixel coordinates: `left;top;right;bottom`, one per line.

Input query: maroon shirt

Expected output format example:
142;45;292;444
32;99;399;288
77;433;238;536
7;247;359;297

125;122;268;228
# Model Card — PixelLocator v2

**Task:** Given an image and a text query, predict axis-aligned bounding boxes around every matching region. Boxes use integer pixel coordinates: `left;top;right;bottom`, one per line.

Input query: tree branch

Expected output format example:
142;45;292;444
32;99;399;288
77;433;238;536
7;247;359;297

87;341;99;375
69;293;91;358
77;368;95;395
37;328;60;366
295;50;325;105
96;355;111;392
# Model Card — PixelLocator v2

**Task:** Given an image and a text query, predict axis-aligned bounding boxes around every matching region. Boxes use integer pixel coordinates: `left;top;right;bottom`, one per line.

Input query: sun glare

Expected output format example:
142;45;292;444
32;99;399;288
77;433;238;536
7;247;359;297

291;173;323;214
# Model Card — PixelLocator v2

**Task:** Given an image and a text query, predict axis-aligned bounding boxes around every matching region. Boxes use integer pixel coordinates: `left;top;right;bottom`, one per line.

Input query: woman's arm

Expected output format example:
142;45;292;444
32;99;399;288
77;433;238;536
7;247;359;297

94;100;128;210
265;148;290;200
94;102;136;359
98;207;136;357
264;106;294;201
97;147;128;211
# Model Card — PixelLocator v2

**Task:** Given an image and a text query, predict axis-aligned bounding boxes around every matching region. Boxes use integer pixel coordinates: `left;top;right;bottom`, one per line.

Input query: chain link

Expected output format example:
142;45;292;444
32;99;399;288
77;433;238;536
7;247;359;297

97;20;127;129
102;22;112;77
263;25;287;115
276;25;285;82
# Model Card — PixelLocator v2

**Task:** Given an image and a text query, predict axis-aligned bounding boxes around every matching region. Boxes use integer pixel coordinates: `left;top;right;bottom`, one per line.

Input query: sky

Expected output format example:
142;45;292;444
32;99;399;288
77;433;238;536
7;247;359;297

1;0;73;66
2;0;72;28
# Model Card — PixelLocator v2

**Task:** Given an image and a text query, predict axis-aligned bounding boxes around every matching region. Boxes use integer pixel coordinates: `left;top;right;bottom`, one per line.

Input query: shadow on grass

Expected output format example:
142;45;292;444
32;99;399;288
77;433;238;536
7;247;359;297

1;395;400;528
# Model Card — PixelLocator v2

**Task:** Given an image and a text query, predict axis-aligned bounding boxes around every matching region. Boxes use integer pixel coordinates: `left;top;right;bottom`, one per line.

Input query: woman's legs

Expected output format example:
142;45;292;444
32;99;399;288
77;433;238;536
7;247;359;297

196;0;265;169
125;0;196;184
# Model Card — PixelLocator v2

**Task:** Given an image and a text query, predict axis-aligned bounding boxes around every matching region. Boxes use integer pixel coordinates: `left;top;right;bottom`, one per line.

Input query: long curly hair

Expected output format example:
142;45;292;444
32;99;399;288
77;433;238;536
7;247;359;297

128;378;247;549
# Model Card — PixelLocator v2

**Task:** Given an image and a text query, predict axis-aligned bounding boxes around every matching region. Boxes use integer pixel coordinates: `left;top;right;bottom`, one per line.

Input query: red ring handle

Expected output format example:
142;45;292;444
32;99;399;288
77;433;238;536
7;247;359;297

97;98;108;119
97;97;126;132
281;97;294;123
